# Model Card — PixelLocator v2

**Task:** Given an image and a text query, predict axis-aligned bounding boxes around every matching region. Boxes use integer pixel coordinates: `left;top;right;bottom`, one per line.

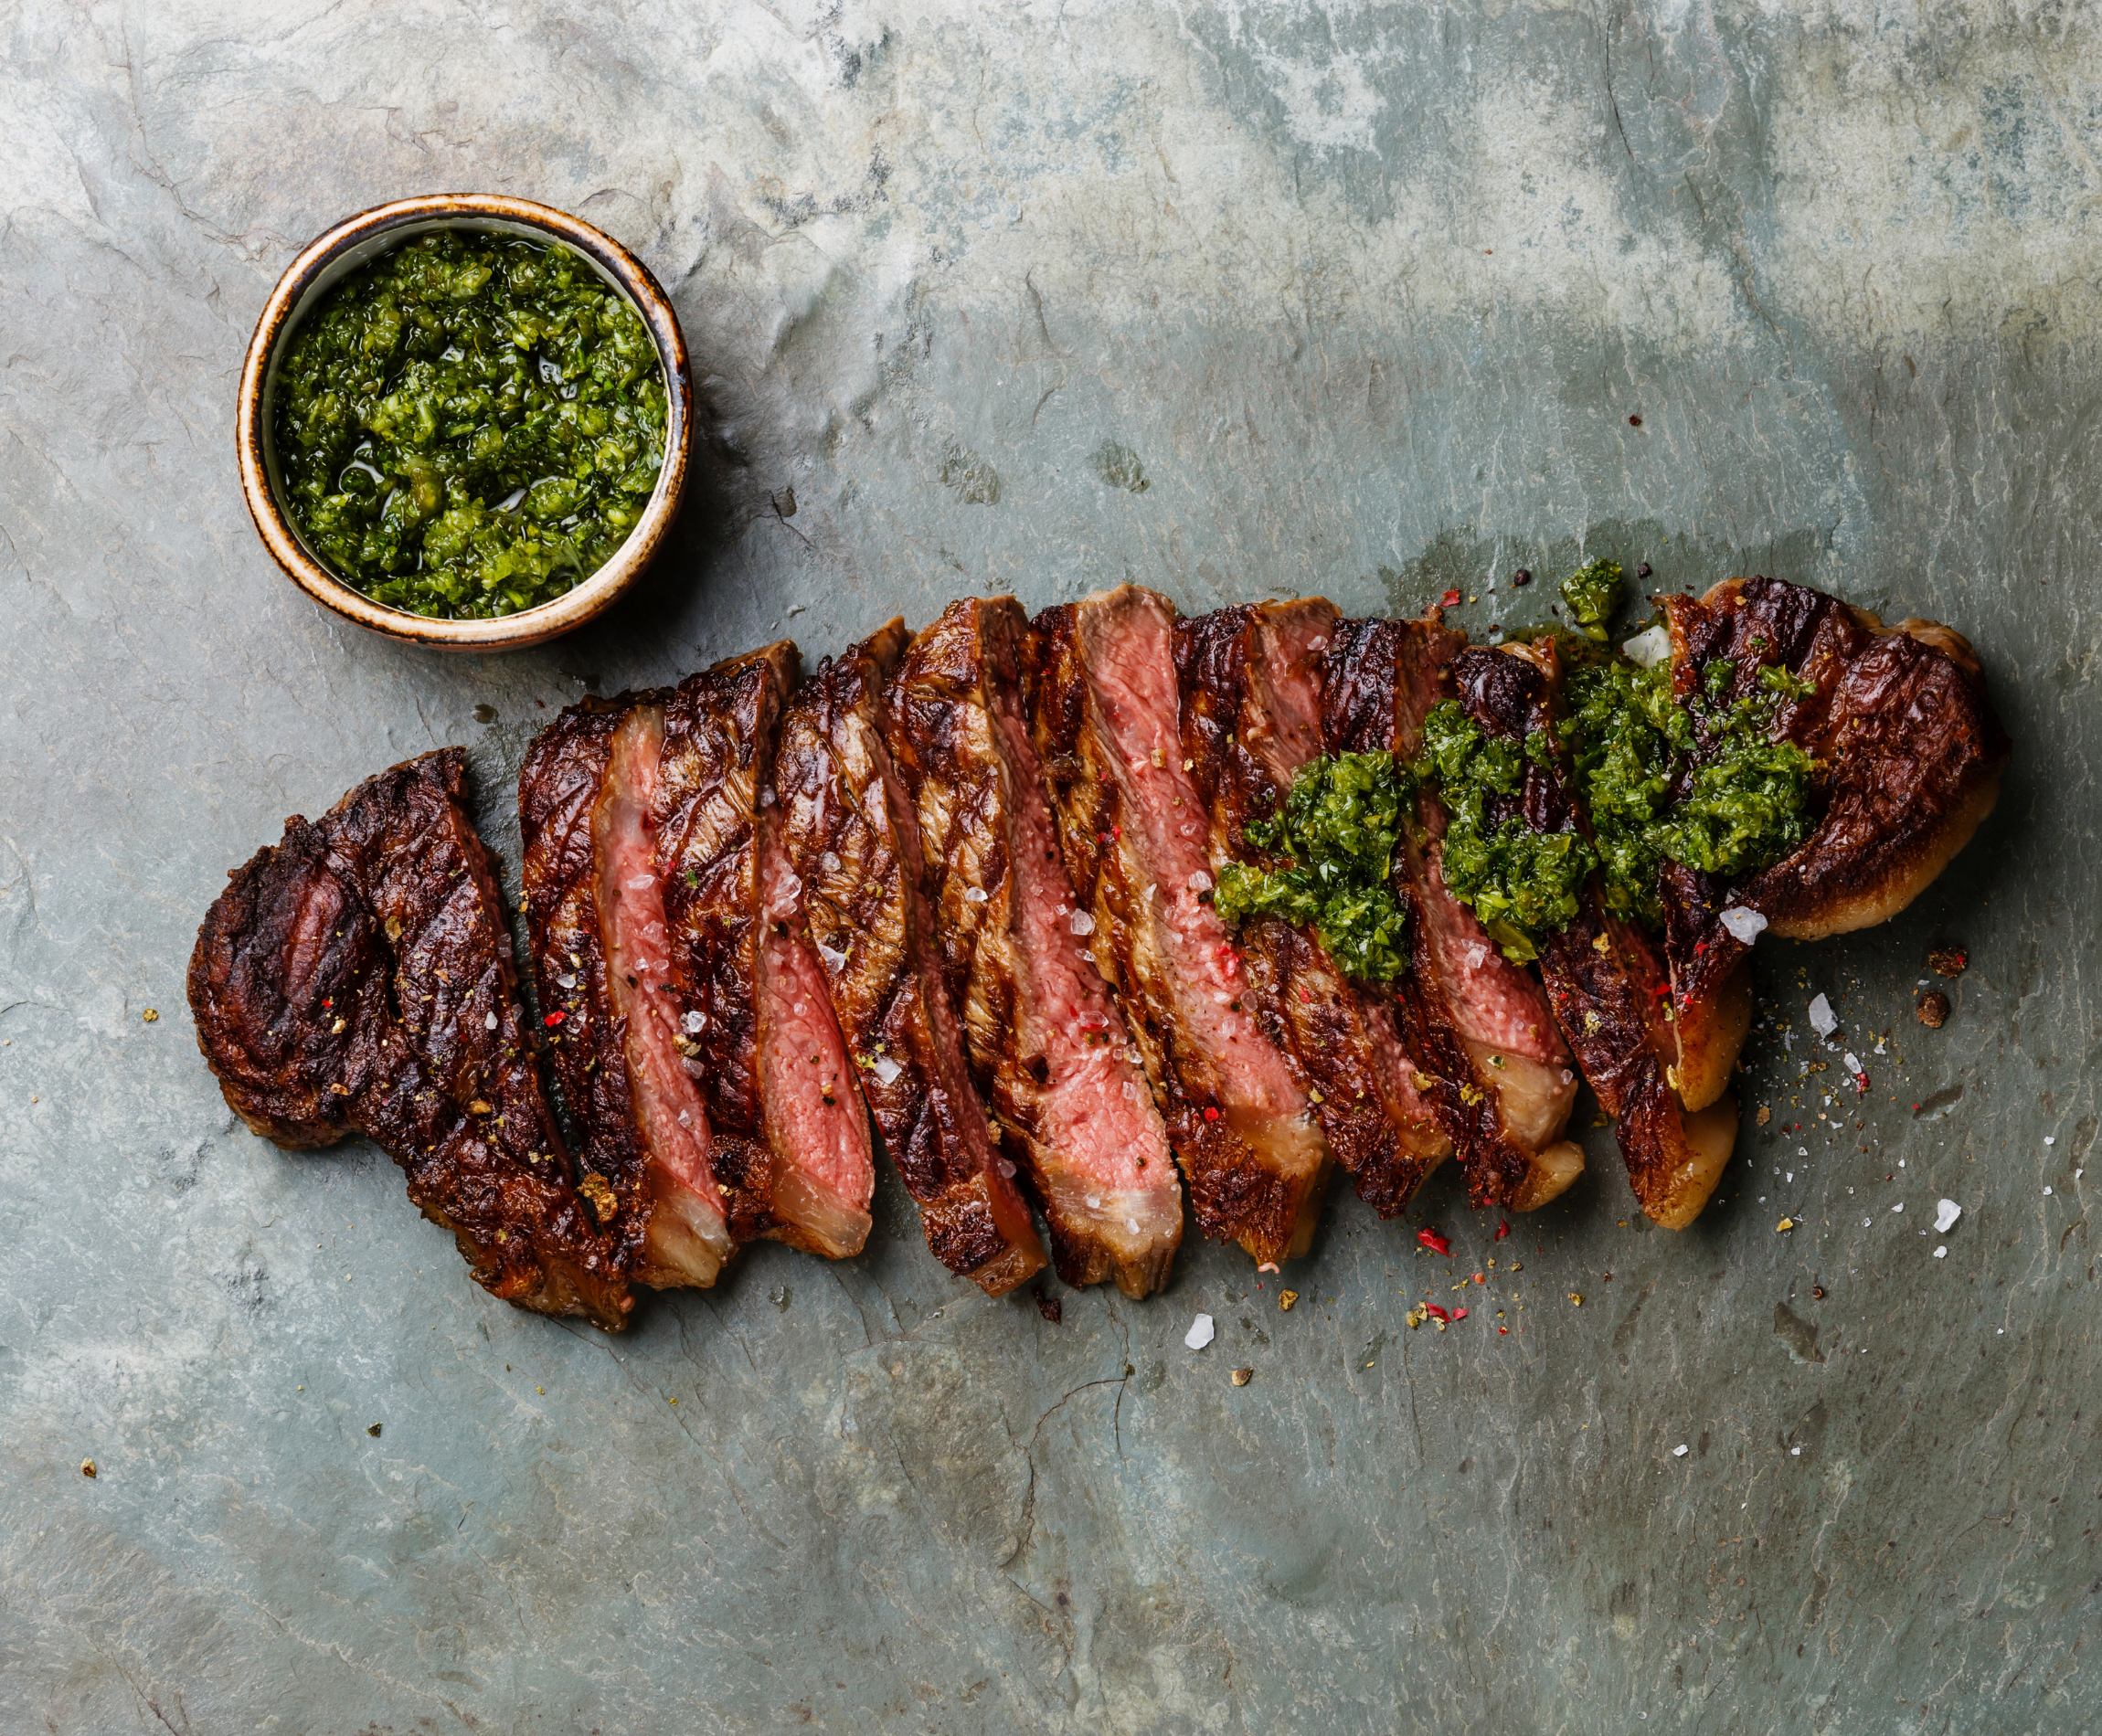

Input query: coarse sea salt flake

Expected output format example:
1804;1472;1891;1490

1809;993;1837;1036
1188;870;1214;894
1185;1313;1216;1351
484;1011;498;1031
1672;1444;1690;1457
963;886;989;904
868;1055;902;1087
1891;1201;1903;1213
1935;1199;1960;1233
1622;623;1672;667
1718;906;1768;945
1933;1246;1948;1259
1069;910;1096;936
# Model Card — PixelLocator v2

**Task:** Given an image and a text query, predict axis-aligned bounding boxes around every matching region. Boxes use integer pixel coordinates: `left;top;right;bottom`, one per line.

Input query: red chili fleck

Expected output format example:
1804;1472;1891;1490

1417;1228;1451;1255
1203;1106;1219;1122
1440;588;1461;608
1653;984;1671;998
1693;941;1706;955
1452;1307;1469;1321
1493;1219;1511;1241
321;998;333;1010
1426;1303;1450;1322
1112;825;1121;840
1472;1273;1485;1285
1498;1325;1509;1335
1299;988;1311;1004
544;1011;567;1028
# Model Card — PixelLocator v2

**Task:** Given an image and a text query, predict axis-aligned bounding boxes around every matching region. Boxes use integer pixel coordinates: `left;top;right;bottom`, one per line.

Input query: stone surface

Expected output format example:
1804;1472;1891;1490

2;3;2097;1731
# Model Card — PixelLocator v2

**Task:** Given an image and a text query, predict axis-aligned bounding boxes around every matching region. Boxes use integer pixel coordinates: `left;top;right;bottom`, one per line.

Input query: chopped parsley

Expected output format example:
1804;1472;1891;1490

273;230;667;619
1214;751;1411;982
1561;557;1625;641
1417;701;1594;964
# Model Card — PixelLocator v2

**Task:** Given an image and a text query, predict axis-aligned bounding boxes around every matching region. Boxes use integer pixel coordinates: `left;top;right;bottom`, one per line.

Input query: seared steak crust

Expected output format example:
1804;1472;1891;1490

1176;601;1449;1218
653;646;792;1245
1657;577;2011;1091
886;598;1182;1298
775;623;1046;1294
1321;617;1583;1211
1454;643;1736;1229
191;750;632;1328
1024;588;1327;1267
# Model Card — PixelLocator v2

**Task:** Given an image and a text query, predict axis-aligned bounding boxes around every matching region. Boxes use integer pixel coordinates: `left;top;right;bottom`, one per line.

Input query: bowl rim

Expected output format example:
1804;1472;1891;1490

236;193;692;652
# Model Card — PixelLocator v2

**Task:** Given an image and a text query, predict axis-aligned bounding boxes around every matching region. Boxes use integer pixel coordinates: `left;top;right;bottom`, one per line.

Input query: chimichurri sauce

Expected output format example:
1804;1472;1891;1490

272;230;667;619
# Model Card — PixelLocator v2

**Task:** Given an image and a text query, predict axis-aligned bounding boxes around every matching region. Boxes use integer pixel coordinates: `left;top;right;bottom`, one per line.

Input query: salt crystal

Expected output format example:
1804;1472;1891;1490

1672;1444;1689;1457
869;1055;902;1087
2044;1135;2055;1146
1891;1201;1903;1213
2044;1186;2054;1196
625;873;653;893
963;886;989;904
557;973;578;990
1790;1445;1801;1456
484;1011;498;1031
820;851;842;872
1187;870;1214;894
817;942;848;970
1069;910;1096;937
1842;1052;1862;1075
1621;623;1672;667
1933;1246;1947;1259
683;1010;706;1033
1934;1199;1959;1233
1809;993;1837;1036
1185;1313;1216;1351
1718;906;1768;945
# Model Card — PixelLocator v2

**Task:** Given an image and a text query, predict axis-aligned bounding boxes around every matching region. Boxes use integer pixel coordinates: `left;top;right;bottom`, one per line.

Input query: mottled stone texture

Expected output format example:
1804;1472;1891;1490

1;2;2097;1731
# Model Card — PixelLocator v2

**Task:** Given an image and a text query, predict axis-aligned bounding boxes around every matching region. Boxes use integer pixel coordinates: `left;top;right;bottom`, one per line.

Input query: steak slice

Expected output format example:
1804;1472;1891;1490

653;645;875;1260
189;750;632;1329
1025;585;1329;1268
520;696;732;1291
1653;576;2012;1109
1176;599;1449;1217
774;621;1047;1296
1453;642;1737;1229
1322;616;1584;1211
885;598;1183;1298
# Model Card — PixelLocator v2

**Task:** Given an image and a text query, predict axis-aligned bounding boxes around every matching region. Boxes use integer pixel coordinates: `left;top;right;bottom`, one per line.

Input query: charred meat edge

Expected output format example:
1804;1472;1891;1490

192;749;633;1329
886;598;1182;1299
1456;642;1736;1229
654;644;874;1260
1176;598;1450;1220
1653;576;2012;1114
521;697;731;1291
775;620;1046;1295
1027;585;1328;1268
1320;615;1584;1211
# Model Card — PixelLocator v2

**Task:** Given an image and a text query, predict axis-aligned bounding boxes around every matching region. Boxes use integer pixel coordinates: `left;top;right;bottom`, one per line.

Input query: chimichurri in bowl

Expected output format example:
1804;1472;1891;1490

238;195;691;651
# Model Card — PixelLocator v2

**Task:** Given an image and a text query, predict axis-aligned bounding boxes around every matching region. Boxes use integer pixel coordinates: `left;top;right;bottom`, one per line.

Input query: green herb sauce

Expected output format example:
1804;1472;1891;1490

1561;644;1816;926
1561;557;1624;641
1213;751;1412;982
1417;701;1594;964
273;230;667;619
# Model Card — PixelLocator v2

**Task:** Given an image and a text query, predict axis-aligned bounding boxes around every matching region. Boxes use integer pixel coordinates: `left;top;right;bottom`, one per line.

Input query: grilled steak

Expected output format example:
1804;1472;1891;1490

653;646;875;1259
1453;643;1738;1228
519;696;731;1290
189;750;632;1328
1653;576;2012;1110
1321;616;1584;1211
1025;586;1329;1267
1176;599;1450;1217
885;598;1182;1298
774;621;1047;1295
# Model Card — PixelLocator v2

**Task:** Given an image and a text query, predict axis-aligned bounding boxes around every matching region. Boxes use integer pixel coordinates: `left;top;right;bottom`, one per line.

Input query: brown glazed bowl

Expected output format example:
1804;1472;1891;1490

236;194;691;651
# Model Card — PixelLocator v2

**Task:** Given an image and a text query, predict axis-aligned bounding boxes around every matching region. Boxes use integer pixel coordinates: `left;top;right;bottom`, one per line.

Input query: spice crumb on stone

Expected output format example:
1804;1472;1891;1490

1231;1367;1252;1386
1927;943;1968;978
366;1423;382;1438
1916;990;1950;1029
1279;1289;1298;1311
80;1458;96;1478
141;1009;158;1023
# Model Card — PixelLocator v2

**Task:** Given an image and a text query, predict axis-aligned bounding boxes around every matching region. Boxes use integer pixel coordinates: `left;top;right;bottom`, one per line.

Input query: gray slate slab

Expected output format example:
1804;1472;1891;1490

2;2;2097;1731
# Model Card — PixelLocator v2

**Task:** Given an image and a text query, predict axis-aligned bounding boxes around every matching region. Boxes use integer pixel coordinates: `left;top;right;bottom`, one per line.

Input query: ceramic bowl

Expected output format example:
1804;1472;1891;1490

235;193;692;651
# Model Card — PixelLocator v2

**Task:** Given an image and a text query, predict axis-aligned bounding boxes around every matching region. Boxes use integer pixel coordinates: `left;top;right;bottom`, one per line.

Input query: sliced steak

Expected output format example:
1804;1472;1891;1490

1025;585;1329;1267
1454;642;1737;1229
520;696;732;1291
1654;576;2012;1109
885;598;1183;1298
1322;615;1584;1211
190;750;632;1329
1176;599;1449;1218
774;621;1047;1295
653;645;875;1260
